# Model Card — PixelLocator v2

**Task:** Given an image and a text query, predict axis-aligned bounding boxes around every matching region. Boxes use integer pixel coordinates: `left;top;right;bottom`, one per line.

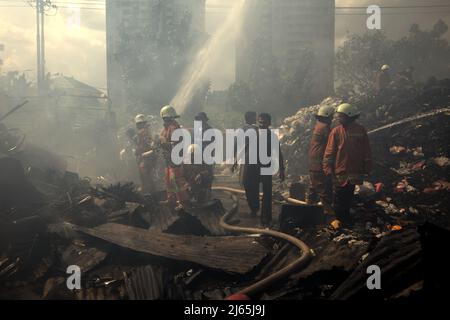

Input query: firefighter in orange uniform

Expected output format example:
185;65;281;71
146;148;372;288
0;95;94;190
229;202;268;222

323;103;372;226
159;105;190;208
134;114;157;194
307;105;334;208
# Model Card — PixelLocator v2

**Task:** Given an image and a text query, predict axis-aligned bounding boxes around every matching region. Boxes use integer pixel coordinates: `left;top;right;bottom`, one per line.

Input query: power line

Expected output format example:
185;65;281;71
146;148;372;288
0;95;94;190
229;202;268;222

2;4;450;16
2;1;450;14
2;0;450;9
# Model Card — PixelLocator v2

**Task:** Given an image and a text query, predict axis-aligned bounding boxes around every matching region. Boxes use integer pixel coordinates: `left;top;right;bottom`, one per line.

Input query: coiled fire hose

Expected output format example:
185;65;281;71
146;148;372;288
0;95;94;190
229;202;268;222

212;186;312;298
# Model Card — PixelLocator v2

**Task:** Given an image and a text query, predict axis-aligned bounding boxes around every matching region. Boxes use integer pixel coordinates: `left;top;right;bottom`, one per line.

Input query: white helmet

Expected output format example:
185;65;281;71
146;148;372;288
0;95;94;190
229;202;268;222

135;114;147;124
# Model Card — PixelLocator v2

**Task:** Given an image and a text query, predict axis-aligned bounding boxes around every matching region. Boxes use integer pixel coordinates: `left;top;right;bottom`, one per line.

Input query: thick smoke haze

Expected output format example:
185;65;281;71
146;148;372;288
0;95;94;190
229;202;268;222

0;0;449;89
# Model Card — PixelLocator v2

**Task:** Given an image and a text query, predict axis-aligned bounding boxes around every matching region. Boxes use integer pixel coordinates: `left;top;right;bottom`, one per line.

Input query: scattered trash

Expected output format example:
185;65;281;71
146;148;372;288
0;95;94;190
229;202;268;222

390;146;407;155
434;157;450;167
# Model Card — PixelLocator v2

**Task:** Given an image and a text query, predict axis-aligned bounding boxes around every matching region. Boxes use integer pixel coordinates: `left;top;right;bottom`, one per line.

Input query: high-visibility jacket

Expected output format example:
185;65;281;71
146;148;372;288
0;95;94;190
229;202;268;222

308;121;331;172
323;122;372;186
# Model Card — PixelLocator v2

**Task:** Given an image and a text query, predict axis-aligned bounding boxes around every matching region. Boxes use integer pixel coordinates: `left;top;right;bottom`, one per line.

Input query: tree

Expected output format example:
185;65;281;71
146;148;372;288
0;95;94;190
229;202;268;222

336;20;450;96
336;31;393;96
391;20;450;82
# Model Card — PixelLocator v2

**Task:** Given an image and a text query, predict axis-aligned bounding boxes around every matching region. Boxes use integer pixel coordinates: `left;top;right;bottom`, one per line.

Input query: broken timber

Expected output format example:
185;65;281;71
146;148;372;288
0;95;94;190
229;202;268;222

74;223;267;274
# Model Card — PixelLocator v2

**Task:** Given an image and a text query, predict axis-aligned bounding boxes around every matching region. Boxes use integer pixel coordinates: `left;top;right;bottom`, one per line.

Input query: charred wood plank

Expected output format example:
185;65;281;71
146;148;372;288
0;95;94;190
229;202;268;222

75;223;267;274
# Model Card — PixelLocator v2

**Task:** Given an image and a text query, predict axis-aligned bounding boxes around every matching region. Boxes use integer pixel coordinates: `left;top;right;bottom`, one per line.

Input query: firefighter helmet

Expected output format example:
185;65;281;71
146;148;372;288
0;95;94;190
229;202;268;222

336;103;360;117
317;105;335;118
160;105;179;119
135;114;147;124
381;64;390;71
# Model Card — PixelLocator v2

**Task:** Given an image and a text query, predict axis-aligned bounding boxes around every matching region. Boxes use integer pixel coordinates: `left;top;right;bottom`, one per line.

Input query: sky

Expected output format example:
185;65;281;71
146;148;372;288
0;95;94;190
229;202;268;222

0;0;449;90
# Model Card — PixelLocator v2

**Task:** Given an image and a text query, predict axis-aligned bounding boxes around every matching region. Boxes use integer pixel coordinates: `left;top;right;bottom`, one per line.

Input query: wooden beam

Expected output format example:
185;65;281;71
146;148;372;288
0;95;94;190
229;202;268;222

75;223;267;274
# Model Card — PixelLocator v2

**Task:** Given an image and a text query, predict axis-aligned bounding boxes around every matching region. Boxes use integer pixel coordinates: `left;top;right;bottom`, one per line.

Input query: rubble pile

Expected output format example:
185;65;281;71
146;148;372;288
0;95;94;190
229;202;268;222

280;80;450;177
1;81;449;300
369;109;450;228
279;81;450;229
0;158;273;300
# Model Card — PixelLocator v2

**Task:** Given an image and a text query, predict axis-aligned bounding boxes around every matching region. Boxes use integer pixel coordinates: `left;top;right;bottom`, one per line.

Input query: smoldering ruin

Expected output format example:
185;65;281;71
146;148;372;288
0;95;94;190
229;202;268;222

1;0;450;302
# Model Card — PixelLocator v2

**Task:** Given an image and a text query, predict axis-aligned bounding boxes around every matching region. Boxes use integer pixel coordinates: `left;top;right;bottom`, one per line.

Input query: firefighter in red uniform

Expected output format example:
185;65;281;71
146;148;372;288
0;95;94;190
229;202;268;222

134;114;157;194
159;105;190;208
374;64;391;93
307;105;334;209
323;103;372;226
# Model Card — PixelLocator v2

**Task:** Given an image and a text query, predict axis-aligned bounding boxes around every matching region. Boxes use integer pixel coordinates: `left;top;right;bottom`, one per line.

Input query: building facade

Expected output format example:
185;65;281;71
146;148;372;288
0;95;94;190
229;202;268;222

106;0;206;113
236;0;335;110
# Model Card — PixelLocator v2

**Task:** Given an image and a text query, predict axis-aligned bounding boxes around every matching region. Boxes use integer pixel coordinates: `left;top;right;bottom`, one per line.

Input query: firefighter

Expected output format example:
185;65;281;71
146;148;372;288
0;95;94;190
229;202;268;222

257;113;285;227
194;112;212;133
307;105;334;210
159;105;190;208
134;114;157;194
184;144;213;204
323;103;372;227
374;64;391;93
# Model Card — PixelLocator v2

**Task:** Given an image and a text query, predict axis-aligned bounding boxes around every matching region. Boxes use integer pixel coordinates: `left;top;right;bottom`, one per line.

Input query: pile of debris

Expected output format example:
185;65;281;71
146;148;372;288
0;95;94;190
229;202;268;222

1;153;449;300
280;80;450;177
279;80;450;229
0;157;273;299
1;79;449;300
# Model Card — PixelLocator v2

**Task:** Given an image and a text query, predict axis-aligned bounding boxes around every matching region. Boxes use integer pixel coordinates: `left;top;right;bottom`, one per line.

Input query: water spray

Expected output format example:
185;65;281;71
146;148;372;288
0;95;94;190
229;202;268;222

171;0;248;114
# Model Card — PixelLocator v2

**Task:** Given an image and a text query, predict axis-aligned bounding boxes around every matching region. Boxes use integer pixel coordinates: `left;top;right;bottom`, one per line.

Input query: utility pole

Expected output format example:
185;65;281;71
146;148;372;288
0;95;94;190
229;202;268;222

36;0;48;94
36;0;42;93
41;1;46;91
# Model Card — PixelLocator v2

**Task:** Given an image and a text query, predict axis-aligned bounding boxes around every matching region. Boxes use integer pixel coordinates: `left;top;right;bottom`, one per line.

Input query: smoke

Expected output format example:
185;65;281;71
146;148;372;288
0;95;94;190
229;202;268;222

171;0;248;114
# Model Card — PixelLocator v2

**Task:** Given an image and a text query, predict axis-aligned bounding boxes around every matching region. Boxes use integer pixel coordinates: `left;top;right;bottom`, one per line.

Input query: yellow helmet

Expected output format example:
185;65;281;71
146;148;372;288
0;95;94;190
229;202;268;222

160;105;179;119
381;64;390;71
336;103;360;117
317;105;335;118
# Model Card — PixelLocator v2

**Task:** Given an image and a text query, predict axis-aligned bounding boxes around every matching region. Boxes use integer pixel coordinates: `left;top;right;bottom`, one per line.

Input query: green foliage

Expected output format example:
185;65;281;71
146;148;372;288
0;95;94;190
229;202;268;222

336;20;450;96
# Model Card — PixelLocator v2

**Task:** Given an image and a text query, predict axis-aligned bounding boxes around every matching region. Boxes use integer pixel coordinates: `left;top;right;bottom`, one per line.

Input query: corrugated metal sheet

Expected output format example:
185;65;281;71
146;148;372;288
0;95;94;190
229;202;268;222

124;265;185;300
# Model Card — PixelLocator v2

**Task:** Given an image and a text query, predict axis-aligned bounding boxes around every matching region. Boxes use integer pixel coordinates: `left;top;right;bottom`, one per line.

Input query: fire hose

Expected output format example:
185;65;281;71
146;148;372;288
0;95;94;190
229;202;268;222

212;186;312;298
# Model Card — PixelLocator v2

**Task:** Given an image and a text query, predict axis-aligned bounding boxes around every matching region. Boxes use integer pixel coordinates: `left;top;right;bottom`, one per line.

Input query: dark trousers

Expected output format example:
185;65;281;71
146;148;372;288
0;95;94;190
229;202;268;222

242;166;273;225
308;171;332;205
242;164;261;213
260;174;272;225
333;184;356;224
